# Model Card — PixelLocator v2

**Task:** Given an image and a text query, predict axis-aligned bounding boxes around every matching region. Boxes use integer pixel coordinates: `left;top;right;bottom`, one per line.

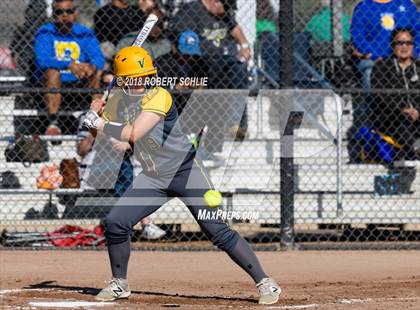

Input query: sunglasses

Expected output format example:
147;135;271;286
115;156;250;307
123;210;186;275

394;40;414;46
54;8;75;16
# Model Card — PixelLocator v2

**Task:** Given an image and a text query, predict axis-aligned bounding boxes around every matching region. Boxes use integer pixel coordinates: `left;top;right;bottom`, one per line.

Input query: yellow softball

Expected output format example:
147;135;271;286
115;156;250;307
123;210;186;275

204;190;222;208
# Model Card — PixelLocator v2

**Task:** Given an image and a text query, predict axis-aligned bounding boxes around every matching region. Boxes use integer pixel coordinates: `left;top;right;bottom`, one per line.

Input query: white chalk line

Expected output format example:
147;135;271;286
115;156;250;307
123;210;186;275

29;301;114;308
268;304;319;309
0;288;56;295
267;297;420;309
1;288;420;309
0;288;114;309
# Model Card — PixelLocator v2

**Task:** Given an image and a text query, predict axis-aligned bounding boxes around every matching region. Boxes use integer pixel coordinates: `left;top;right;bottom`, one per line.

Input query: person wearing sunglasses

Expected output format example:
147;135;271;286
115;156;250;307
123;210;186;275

347;0;420;163
370;28;420;160
351;0;420;89
34;0;105;137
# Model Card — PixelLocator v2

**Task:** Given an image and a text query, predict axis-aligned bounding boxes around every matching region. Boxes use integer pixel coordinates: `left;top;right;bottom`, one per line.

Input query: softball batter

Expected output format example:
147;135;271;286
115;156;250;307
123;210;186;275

83;46;280;305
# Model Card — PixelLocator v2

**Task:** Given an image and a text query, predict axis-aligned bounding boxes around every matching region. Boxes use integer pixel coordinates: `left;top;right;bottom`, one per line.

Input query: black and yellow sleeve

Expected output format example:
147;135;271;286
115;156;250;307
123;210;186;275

102;90;125;122
141;87;173;117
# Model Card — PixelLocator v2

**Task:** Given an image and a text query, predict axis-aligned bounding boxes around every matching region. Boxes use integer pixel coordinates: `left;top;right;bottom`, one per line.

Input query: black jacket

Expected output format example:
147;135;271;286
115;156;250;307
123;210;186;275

370;57;420;136
94;4;145;46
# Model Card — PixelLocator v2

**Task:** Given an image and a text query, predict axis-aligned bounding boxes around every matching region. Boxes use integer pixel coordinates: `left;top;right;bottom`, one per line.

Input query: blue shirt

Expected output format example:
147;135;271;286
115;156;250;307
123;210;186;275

351;0;420;60
34;22;105;83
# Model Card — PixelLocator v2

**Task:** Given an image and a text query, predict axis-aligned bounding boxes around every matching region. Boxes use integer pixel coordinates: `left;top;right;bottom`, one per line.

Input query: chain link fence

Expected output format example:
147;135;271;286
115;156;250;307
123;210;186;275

0;0;419;249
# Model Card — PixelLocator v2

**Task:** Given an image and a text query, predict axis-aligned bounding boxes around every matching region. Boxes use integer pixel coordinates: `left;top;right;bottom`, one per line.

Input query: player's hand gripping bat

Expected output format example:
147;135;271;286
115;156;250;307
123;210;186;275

83;14;159;131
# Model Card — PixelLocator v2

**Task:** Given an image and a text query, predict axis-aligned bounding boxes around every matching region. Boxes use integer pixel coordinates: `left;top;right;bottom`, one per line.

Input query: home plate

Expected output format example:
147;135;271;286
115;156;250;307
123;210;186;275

29;301;115;308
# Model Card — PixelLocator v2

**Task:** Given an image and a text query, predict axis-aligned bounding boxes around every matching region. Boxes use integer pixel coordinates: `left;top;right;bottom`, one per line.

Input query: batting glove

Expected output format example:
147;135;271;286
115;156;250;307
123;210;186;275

82;110;103;130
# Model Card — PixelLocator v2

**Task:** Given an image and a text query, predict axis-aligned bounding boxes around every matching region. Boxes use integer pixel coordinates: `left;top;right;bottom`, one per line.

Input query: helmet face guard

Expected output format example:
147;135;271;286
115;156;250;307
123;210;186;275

122;86;146;97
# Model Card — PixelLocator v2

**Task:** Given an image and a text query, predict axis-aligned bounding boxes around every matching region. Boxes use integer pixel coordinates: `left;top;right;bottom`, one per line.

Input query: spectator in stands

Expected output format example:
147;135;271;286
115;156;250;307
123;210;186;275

347;0;420;162
94;0;145;47
304;0;350;47
170;0;250;74
370;28;420;159
77;115;166;240
256;0;277;40
170;0;250;143
155;30;207;90
34;0;105;136
11;0;48;82
351;0;420;89
155;30;226;167
116;0;170;59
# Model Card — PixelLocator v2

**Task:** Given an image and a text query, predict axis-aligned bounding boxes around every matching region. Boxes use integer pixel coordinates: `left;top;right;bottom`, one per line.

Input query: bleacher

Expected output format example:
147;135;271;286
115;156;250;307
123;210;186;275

1;0;419;229
1;90;419;233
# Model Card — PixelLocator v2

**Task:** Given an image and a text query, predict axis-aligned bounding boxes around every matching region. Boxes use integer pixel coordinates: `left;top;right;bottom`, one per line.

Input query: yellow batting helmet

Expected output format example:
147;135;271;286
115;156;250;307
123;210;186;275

114;46;157;78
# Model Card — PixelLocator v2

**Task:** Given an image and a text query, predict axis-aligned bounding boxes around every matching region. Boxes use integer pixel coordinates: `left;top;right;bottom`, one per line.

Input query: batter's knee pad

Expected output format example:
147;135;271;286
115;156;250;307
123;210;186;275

210;226;240;252
103;214;131;245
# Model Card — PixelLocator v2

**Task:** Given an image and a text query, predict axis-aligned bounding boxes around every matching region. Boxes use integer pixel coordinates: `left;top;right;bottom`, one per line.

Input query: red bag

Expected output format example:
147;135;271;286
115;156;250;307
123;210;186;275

47;225;105;247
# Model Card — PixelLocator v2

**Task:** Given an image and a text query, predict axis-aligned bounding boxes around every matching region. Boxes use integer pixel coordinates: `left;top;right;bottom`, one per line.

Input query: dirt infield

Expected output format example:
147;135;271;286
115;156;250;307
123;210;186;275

0;250;419;309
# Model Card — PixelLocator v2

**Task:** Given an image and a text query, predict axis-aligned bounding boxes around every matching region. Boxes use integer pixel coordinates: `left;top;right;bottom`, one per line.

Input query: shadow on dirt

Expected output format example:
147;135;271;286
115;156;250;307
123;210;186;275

24;281;256;303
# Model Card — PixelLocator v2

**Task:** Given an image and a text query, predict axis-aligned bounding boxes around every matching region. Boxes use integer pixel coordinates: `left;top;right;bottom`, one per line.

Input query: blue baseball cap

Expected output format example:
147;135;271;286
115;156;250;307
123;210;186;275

177;30;202;56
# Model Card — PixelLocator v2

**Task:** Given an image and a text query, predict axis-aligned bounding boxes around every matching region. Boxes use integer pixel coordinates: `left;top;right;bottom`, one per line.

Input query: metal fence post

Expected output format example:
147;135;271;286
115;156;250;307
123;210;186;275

279;0;295;249
332;0;344;58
